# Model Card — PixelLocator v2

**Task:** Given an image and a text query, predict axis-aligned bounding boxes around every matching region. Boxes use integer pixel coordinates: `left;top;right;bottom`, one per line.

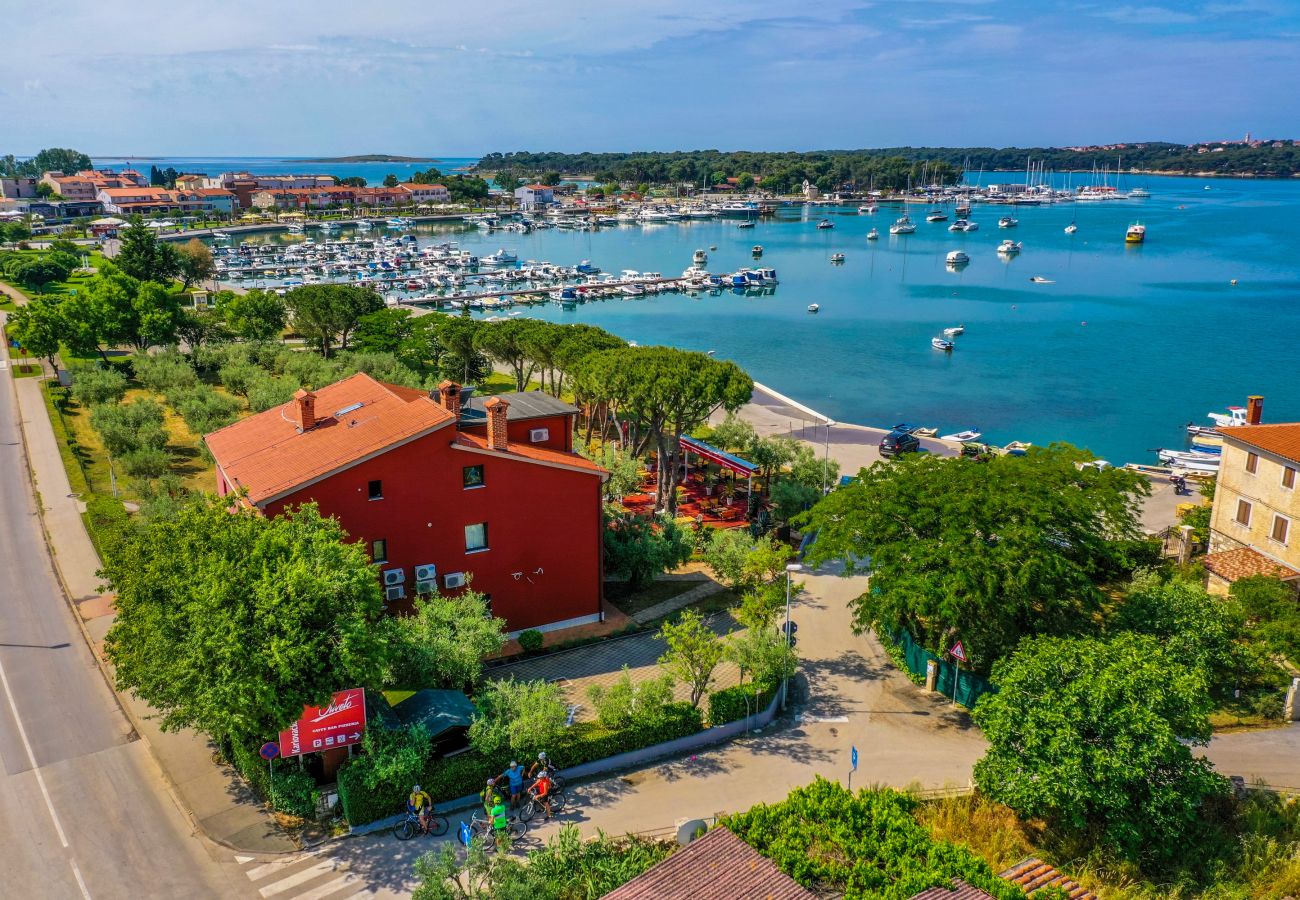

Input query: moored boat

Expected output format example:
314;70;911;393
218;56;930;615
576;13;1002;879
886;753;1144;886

817;219;834;229
945;250;970;265
807;303;820;313
931;337;954;352
1126;222;1146;244
866;228;880;240
941;429;982;442
943;324;965;336
889;216;916;235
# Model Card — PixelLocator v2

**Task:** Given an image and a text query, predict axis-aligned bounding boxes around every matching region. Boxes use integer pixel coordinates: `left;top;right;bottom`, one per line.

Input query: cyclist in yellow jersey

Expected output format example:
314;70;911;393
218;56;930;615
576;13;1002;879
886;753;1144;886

407;784;432;832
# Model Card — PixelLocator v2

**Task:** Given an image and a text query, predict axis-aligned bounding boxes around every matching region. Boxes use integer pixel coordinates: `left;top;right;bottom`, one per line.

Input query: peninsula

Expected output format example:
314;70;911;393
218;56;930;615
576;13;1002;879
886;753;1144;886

298;153;439;163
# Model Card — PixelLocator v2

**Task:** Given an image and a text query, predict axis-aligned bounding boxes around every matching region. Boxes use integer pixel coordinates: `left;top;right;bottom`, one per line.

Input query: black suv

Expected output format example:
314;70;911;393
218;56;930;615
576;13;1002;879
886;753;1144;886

879;429;920;457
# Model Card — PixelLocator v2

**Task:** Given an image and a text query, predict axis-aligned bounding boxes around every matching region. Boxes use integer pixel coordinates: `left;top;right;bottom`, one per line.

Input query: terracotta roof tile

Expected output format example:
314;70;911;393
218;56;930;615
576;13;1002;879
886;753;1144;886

452;432;605;476
205;373;455;505
910;879;998;900
999;857;1096;900
1226;423;1300;464
601;826;816;900
1203;547;1299;582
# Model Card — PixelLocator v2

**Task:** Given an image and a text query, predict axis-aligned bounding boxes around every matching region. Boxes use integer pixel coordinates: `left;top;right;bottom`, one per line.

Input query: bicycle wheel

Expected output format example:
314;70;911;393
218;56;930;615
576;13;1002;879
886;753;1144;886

550;774;567;791
548;794;567;814
427;815;449;837
393;819;416;841
508;821;528;843
518;800;537;823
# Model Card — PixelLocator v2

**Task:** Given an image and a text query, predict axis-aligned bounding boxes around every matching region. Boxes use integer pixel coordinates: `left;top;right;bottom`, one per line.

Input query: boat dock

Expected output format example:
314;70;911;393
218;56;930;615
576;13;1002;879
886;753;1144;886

397;276;694;310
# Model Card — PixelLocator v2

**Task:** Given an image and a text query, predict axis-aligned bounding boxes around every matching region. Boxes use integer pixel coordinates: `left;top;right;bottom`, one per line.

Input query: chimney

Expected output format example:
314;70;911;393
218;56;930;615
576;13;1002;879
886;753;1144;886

1247;395;1263;425
435;380;462;418
293;389;316;432
484;396;509;450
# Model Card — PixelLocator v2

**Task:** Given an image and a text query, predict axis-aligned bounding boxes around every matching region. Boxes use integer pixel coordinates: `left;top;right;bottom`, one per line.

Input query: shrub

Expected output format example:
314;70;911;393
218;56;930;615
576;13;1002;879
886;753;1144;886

131;351;197;394
119;446;170;478
83;495;133;561
70;366;128;407
165;383;241;435
708;683;773;726
268;770;317;819
247;374;299;412
89;398;168;457
352;724;431;790
468;678;569;758
517;629;544;653
217;360;261;397
587;667;676;730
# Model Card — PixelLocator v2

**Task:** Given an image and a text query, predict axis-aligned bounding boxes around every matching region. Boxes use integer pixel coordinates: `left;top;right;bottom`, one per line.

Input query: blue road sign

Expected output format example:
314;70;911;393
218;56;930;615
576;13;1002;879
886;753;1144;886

259;742;280;761
458;821;472;847
851;745;858;770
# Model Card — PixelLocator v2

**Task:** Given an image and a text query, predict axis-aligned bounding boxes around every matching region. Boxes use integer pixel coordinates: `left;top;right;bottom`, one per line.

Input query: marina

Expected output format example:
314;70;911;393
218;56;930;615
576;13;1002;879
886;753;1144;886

208;174;1300;464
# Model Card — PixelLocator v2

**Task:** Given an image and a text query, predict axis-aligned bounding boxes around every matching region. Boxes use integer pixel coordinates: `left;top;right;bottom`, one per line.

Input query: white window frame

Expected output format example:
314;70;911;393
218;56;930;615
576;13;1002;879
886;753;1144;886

465;522;489;554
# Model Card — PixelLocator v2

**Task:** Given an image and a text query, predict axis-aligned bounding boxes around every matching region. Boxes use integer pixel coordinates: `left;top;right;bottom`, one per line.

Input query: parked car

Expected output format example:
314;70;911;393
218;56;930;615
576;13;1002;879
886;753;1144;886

879;429;920;457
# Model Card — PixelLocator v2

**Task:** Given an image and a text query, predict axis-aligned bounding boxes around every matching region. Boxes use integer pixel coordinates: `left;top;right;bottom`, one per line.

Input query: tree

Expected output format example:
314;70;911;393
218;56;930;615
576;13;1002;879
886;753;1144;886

727;624;797;690
69;365;128;407
587;666;675;730
657;610;724;708
603;512;693;590
708;413;758;453
176;239;215;290
703;528;756;590
434;315;489;384
1232;575;1300;667
578;442;642;501
114;220;180;283
467;678;568;758
494;171;523;193
14;255;74;291
383;589;506;691
335;175;367;187
539;172;562;187
353;307;414;354
473;318;545;391
218;288;286;342
550;323;625;398
284;283;383;356
799;445;1150;670
7;297;63;368
102;499;388;741
737;173;755;190
123;280;184;350
973;633;1228;861
383;173;399;188
89;398;169;457
16;148;92;178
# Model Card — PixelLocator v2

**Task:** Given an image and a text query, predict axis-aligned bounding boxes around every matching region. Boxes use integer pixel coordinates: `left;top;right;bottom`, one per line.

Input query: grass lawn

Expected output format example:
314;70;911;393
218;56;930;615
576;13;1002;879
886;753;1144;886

604;578;701;618
40;382;94;497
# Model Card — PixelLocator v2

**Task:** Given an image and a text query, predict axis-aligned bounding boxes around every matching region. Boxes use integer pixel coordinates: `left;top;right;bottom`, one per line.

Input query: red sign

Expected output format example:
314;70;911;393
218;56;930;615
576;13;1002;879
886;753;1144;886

949;641;968;663
278;689;367;757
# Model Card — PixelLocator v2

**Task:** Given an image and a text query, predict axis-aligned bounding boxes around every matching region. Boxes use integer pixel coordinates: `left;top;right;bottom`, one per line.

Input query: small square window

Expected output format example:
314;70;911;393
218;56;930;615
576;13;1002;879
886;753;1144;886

463;465;485;489
1284;467;1296;490
1235;499;1252;526
1273;515;1290;545
368;479;383;500
465;522;488;552
371;538;388;563
1246;452;1259;474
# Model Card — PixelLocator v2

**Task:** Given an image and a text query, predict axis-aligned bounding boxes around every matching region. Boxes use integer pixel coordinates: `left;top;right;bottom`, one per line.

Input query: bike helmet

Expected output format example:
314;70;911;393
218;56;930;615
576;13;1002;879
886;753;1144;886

538;751;548;761
413;784;421;792
487;776;497;786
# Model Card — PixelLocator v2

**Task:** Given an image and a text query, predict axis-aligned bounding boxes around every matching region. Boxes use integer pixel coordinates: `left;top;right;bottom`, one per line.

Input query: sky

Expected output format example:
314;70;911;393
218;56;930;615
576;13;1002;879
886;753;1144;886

5;0;1298;156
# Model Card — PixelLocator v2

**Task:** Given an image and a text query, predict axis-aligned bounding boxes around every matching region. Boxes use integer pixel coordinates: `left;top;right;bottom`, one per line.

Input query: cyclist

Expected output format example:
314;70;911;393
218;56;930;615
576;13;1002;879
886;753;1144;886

489;795;511;849
526;751;554;781
407;784;433;833
481;777;503;818
529;768;555;820
501;761;525;809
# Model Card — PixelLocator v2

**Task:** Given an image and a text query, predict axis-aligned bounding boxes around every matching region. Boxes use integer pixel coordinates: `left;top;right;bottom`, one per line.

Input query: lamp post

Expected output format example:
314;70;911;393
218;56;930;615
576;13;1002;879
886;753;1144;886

781;562;803;711
822;420;835;494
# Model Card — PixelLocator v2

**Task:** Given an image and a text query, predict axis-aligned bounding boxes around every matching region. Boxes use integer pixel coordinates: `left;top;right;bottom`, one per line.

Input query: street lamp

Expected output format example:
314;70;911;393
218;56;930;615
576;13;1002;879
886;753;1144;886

781;562;803;711
822;420;836;494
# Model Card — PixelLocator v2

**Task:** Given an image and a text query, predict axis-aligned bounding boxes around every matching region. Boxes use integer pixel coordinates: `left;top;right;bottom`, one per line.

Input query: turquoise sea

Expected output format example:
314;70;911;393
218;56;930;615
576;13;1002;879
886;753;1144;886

223;173;1299;465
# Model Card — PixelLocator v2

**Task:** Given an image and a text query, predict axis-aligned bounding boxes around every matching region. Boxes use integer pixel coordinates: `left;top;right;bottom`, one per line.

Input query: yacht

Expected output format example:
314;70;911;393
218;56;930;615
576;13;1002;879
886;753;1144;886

1064;223;1078;235
858;204;878;214
943;325;965;336
737;220;756;229
1125;223;1146;244
692;249;708;264
1129;187;1151;198
932;337;954;352
945;250;970;265
830;252;846;263
866;228;880;240
482;249;518;265
807;303;820;313
926;210;949;222
286;223;305;234
817;219;834;229
997;239;1022;255
941;429;982;442
889;216;916;235
948;219;977;232
751;245;763;256
355;220;373;232
998;216;1018;228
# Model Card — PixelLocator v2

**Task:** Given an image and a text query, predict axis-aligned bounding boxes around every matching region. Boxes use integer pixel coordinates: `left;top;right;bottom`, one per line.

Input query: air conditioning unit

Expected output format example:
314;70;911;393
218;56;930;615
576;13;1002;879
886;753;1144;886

529;427;550;443
385;584;406;602
382;568;405;586
414;564;437;593
443;572;467;590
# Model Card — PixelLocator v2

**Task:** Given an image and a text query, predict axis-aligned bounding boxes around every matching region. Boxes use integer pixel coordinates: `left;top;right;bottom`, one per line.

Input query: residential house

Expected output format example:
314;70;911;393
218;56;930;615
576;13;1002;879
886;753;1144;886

354;186;409;208
0;177;38;199
1205;398;1300;595
188;188;239;215
514;184;554;210
173;173;224;191
96;187;235;216
205;374;608;634
398;182;451;204
40;172;99;201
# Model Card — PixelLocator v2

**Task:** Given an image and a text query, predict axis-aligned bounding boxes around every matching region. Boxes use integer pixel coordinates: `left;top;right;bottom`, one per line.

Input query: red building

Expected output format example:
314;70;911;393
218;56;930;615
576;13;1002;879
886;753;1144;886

205;374;607;635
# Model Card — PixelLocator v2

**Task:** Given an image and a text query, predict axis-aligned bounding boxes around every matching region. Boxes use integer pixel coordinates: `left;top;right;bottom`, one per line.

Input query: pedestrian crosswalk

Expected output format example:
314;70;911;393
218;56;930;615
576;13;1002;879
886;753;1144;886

235;850;369;900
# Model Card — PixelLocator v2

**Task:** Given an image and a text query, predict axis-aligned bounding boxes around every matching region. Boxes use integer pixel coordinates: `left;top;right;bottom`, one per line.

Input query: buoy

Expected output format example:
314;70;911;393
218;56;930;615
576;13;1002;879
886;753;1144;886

1011;305;1017;310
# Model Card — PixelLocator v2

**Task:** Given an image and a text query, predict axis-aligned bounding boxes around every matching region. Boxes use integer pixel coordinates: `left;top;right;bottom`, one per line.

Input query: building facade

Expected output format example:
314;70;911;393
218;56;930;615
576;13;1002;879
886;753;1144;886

514;185;554;210
205;375;607;634
398;183;451;204
96;187;237;215
1204;398;1300;594
0;177;38;199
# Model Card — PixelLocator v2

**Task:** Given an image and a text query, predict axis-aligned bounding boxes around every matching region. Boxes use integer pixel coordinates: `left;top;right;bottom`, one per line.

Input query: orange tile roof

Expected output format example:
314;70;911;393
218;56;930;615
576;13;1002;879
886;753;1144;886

1226;423;1300;464
603;827;815;900
452;432;605;476
1203;547;1299;582
100;186;172;198
999;858;1095;899
205;373;456;505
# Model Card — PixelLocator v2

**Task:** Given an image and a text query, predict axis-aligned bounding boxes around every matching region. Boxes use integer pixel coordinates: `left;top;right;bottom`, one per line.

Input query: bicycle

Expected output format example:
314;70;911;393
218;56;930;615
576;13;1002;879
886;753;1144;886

469;812;527;851
393;809;449;840
519;787;567;823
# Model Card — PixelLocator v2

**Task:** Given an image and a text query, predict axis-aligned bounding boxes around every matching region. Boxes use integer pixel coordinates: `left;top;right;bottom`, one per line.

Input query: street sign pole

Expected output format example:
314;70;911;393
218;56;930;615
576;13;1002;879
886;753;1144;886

849;745;858;792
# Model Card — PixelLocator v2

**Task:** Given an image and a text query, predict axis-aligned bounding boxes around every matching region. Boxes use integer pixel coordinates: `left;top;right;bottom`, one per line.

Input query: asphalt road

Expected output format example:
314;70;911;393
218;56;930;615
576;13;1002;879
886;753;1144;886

0;361;246;898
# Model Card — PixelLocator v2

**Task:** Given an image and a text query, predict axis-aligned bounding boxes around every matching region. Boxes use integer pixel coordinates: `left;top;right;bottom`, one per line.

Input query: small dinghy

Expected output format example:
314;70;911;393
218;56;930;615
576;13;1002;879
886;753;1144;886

807;303;820;313
943;325;965;336
941;429;982;442
931;337;954;352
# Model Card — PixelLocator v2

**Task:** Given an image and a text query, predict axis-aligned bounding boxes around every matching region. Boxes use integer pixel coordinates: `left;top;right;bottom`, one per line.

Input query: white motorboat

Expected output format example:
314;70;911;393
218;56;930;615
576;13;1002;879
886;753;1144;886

926;210;949;222
693;249;708;264
830;252;846;263
807;303;820;313
1158;449;1221;472
948;219;976;232
889;216;916;235
817;219;834;229
1205;406;1249;430
286;223;305;234
355;220;373;232
866;228;880;240
998;216;1018;228
752;245;763;256
1130;187;1151;198
482;249;518;265
941;429;982;442
1029;276;1055;284
943;325;965;336
997;240;1022;255
945;250;969;265
858;204;878;214
1064;223;1078;234
932;337;954;352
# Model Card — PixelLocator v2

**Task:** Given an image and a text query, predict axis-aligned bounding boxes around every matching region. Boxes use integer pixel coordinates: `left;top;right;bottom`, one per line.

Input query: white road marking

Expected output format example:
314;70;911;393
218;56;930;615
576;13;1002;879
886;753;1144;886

246;851;322;881
0;651;70;848
293;873;361;900
235;855;256;865
258;859;344;897
796;714;849;724
71;861;92;900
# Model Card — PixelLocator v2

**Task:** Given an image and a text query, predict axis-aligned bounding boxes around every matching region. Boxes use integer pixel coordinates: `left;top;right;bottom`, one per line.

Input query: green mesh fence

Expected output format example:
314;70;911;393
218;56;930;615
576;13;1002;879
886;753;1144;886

891;628;997;709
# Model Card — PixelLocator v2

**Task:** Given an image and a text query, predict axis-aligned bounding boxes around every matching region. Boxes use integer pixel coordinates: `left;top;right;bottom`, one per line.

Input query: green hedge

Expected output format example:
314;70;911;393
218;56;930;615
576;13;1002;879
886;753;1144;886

228;737;317;819
708;683;775;726
337;702;704;826
83;495;133;563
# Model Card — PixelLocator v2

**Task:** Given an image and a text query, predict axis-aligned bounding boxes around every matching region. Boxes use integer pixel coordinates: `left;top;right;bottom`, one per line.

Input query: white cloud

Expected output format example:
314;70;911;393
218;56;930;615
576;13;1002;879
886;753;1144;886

1095;6;1200;24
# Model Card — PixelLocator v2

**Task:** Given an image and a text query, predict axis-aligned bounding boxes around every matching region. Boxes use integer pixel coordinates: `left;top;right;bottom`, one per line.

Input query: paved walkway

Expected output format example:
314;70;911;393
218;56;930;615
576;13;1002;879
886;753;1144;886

8;365;294;855
630;578;727;626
